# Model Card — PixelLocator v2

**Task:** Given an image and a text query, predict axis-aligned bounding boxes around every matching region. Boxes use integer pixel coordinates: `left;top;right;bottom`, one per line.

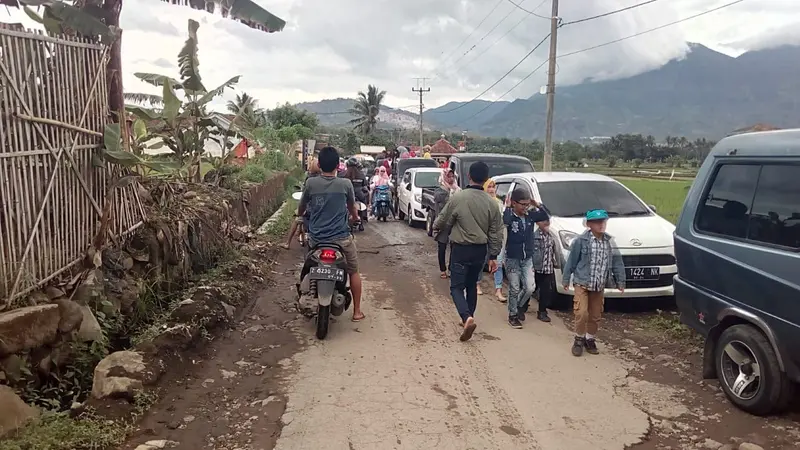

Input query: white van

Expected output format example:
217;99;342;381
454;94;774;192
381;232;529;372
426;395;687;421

397;167;442;226
492;172;676;299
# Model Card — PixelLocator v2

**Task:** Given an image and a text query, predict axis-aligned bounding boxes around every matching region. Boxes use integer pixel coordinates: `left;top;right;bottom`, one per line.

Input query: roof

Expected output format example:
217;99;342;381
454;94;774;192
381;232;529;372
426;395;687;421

360;145;386;154
713;128;800;157
454;153;531;162
430;138;458;154
405;167;443;174
494;171;615;183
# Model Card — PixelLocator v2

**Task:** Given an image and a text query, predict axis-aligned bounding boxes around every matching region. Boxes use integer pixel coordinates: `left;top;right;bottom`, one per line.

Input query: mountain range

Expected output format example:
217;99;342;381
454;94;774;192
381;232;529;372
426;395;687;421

297;44;800;140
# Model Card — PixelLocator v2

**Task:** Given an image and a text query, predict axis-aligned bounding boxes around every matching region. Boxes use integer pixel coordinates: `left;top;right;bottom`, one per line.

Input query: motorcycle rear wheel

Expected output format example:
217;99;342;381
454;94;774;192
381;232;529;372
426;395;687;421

316;305;331;339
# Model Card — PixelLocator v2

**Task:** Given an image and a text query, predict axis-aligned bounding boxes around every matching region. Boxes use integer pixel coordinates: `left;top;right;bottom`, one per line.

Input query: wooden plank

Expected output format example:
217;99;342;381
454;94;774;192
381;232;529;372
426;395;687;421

0;26;103;50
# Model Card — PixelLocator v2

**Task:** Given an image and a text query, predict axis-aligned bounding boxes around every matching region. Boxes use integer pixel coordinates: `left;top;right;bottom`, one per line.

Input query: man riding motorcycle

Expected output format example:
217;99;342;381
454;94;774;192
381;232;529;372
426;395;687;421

297;147;365;322
343;157;370;230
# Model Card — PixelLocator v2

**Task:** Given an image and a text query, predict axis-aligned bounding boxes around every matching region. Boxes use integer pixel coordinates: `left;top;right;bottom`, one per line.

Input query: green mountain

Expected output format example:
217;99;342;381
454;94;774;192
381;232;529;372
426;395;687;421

425;44;800;140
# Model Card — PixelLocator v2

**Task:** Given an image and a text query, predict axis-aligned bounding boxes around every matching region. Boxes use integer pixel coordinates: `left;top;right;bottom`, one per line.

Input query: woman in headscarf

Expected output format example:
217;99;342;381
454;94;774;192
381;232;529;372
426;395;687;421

370;166;392;216
479;179;507;300
434;168;460;279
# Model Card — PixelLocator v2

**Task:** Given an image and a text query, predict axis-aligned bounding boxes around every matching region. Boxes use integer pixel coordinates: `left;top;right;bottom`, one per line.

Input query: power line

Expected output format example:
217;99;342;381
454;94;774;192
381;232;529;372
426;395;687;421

505;0;550;19
450;0;746;126
436;0;506;69
439;0;548;79
431;32;552;114
558;0;745;59
562;0;662;26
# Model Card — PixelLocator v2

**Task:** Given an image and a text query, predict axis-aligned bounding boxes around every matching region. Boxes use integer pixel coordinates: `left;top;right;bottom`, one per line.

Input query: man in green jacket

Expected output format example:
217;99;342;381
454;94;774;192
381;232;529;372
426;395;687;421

433;162;504;341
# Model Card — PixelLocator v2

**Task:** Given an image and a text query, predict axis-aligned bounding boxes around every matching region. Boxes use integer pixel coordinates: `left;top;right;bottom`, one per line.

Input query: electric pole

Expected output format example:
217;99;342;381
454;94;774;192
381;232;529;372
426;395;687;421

543;0;559;172
412;78;430;148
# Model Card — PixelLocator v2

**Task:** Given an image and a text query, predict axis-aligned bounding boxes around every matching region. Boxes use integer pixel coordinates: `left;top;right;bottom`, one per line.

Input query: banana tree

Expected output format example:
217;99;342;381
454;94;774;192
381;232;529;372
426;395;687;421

124;19;239;181
4;0;285;140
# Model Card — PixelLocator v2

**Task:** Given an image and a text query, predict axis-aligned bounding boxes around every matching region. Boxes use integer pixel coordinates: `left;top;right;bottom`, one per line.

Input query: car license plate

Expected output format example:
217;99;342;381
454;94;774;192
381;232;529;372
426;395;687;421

310;266;345;282
626;267;660;280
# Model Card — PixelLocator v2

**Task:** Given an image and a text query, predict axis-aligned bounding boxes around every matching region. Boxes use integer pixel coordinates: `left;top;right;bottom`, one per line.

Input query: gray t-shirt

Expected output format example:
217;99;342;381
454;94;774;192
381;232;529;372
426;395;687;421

300;175;354;243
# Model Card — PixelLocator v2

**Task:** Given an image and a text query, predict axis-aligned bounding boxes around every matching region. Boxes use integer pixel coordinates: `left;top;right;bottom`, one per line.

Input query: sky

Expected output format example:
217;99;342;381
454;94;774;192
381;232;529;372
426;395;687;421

2;0;799;112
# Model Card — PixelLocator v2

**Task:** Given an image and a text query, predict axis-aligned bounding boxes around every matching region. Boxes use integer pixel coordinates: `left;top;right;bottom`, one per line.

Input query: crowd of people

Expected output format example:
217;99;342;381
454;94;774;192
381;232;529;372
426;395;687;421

288;146;627;356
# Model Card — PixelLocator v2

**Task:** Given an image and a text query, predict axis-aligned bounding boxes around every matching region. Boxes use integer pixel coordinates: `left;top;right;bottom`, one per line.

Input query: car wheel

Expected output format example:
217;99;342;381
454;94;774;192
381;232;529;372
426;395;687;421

407;207;414;227
426;213;433;237
714;324;796;415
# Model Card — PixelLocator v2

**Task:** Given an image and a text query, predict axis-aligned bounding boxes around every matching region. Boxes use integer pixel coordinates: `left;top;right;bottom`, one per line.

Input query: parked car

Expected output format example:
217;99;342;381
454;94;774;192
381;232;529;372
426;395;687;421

492;172;677;299
397;168;441;227
447;153;534;189
673;129;800;415
391;158;438;215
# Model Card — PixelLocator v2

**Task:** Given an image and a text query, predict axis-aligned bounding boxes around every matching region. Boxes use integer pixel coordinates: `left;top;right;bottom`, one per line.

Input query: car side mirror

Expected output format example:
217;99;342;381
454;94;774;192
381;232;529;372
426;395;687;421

405;183;411;191
648;204;657;213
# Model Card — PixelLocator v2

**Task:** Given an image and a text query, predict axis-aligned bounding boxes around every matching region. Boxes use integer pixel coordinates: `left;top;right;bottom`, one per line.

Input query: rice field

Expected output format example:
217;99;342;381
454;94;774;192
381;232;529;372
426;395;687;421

617;177;694;224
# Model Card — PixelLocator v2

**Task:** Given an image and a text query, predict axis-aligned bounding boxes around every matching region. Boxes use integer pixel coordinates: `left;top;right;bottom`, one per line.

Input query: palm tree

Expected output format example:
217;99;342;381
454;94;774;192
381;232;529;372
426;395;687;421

348;85;386;135
225;92;266;136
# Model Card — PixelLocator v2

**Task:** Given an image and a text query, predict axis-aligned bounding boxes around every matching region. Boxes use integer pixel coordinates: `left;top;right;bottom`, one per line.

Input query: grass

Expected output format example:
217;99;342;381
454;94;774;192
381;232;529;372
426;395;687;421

617;177;693;224
644;311;701;343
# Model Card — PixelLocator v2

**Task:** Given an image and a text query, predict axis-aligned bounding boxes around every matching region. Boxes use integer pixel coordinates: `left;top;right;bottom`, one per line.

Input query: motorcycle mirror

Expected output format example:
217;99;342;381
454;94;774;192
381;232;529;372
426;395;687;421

355;202;367;212
291;192;303;201
294;184;302;190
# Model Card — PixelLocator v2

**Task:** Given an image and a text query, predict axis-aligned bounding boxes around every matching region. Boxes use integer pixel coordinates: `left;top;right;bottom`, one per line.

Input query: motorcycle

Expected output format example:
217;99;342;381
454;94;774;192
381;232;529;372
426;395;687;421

350;201;368;233
372;184;392;221
291;191;360;339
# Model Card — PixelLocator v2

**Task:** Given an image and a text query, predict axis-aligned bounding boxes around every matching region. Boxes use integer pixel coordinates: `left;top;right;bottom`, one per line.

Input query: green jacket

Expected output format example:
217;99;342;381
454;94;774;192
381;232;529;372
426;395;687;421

433;186;504;259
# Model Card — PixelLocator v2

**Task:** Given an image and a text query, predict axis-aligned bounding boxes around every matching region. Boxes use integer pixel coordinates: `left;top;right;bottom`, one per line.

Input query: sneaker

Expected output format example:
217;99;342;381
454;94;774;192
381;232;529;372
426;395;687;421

508;316;523;329
585;338;599;355
571;336;585;356
517;312;526;322
537;311;551;323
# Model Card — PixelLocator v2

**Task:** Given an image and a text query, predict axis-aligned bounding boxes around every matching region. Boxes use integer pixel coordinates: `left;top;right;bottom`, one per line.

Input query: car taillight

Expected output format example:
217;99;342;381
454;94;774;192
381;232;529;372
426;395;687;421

319;249;337;263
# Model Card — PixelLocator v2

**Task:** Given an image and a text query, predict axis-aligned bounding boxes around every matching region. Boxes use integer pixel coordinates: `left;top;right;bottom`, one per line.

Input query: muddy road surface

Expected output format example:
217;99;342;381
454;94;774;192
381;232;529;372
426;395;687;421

126;220;799;450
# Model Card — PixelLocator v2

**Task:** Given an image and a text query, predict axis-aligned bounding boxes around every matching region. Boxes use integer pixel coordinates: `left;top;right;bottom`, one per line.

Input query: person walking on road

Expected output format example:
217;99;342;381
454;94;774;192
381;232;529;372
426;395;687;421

479;179;507;301
433;162;503;342
532;218;559;322
562;209;626;356
502;187;549;329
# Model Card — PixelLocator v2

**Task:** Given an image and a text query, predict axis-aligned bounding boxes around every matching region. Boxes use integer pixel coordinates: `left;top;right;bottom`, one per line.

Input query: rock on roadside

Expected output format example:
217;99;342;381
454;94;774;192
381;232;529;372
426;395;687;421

0;385;38;437
91;351;163;400
54;299;83;333
0;304;60;356
738;444;764;450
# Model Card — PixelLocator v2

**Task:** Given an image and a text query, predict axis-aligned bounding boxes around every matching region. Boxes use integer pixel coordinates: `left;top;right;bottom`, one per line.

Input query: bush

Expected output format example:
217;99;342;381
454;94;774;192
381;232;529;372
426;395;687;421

237;163;269;183
633;158;643;168
607;156;617;168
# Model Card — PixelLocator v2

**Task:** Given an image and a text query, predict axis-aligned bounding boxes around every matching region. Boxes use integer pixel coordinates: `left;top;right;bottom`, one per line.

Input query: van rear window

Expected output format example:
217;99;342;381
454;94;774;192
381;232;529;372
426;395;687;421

696;164;800;249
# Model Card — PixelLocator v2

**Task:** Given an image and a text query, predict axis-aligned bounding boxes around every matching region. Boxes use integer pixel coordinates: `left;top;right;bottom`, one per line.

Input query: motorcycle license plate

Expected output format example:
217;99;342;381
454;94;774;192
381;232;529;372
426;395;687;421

310;266;345;282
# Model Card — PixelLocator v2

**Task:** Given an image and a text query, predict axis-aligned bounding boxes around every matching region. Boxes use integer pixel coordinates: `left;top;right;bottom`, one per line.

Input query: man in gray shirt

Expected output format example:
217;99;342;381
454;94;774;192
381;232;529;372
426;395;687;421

298;147;365;322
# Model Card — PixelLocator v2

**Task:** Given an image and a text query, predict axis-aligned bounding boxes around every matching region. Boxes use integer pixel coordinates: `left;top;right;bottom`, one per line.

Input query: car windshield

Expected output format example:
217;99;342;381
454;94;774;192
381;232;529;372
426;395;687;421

537;180;650;217
414;172;440;188
464;160;533;178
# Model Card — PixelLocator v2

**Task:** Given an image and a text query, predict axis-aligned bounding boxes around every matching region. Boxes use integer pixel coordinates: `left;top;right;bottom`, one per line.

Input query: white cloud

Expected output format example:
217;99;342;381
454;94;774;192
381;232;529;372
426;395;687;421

2;0;798;110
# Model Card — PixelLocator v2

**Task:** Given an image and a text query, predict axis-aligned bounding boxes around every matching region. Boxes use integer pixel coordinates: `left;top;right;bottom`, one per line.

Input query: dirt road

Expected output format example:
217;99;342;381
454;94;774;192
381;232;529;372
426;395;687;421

125;220;798;450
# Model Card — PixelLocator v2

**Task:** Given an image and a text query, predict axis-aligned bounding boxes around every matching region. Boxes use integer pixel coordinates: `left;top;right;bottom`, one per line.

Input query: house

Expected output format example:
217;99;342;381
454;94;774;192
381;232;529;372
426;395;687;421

430;135;459;154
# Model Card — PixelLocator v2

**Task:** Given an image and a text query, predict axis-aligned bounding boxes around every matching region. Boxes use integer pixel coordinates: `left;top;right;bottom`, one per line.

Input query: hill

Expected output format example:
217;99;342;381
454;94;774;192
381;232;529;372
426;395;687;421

296;98;431;131
424;43;800;140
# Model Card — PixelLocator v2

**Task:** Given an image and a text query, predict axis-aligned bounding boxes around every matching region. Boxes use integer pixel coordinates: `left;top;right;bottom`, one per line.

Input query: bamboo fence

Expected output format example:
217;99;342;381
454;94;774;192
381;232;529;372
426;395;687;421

0;25;145;308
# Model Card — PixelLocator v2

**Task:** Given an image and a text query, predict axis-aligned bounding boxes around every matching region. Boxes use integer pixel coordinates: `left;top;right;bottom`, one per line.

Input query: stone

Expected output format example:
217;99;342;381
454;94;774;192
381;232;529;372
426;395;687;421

76;305;103;342
73;269;105;306
0;304;60;356
55;299;84;333
221;302;235;320
719;445;735;450
134;440;178;450
703;438;723;449
738;444;764;450
91;351;162;400
183;415;195;424
654;354;674;363
27;291;49;305
0;385;38;437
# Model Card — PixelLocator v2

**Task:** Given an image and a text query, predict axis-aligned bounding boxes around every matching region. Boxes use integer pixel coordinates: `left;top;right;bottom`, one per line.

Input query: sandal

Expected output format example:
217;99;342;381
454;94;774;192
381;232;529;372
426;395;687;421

440;272;448;279
352;313;366;322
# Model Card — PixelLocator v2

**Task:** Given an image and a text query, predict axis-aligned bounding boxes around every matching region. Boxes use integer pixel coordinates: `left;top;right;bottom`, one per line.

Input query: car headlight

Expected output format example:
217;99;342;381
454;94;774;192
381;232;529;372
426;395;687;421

414;193;421;203
559;230;578;249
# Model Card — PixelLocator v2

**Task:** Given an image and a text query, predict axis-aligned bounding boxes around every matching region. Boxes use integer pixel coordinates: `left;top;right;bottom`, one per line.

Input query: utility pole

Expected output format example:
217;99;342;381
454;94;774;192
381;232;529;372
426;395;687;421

543;0;559;171
412;78;430;148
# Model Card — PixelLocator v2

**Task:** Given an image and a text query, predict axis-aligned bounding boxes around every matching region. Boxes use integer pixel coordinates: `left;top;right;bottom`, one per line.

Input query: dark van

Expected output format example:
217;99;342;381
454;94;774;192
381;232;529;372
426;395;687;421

674;129;800;415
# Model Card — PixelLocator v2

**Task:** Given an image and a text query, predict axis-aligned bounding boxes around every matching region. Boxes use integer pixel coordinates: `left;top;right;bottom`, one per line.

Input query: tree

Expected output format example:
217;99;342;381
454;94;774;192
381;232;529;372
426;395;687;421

348;85;386;135
123;19;239;181
226;92;266;134
267;103;319;131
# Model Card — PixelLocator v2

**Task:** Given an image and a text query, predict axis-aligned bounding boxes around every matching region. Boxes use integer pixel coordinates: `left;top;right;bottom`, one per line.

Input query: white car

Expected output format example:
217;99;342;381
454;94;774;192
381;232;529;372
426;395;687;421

397;167;442;227
492;172;677;298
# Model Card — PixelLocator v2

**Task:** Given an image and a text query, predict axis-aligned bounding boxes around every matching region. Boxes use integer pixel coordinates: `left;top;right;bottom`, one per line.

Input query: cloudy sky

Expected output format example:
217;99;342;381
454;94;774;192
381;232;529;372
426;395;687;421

3;0;798;112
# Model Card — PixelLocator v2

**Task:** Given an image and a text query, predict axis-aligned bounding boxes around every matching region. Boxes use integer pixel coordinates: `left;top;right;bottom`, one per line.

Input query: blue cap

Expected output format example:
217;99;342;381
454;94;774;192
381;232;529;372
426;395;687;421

586;209;609;221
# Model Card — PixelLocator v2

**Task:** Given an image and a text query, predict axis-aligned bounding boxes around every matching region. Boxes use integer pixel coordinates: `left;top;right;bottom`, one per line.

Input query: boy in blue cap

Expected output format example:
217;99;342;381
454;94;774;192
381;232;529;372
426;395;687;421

562;209;626;356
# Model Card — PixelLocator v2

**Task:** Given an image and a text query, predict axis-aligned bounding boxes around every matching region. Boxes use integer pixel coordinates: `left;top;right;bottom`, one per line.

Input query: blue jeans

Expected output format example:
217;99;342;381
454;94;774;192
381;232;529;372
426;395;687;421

505;258;535;316
449;244;486;322
480;249;504;289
